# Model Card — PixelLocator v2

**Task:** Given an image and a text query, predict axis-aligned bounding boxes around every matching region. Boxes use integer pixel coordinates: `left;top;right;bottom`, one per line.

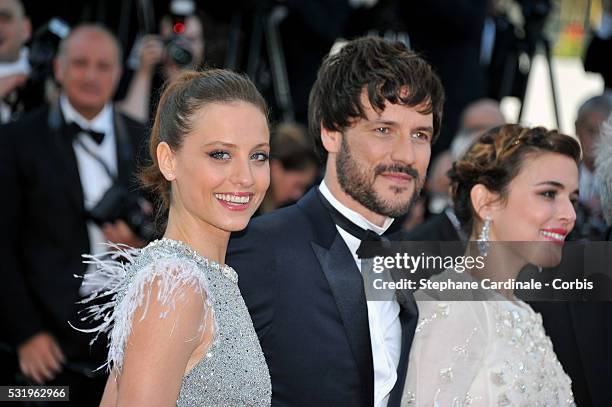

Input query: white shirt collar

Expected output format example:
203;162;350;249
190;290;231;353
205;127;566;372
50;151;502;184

59;94;113;134
0;48;31;77
319;180;394;235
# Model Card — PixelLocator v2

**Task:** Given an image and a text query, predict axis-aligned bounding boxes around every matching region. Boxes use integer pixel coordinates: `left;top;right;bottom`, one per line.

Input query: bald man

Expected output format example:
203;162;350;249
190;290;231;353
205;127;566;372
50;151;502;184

0;24;147;404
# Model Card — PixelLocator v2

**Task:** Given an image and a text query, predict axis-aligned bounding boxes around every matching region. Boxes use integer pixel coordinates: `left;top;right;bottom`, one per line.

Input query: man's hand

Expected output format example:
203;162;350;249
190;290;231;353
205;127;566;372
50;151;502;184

137;35;164;74
102;220;146;248
0;74;27;99
17;332;65;384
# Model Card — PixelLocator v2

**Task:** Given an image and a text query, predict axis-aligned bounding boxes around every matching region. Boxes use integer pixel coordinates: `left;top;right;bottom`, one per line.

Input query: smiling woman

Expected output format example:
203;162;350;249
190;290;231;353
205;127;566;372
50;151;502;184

403;124;581;406
78;69;272;407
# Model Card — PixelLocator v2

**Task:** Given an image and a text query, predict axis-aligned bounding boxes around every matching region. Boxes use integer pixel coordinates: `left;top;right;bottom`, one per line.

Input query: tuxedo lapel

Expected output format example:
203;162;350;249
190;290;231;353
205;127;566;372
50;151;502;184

46;104;85;212
568;303;610;405
387;290;419;407
113;112;134;185
297;188;374;401
311;237;374;399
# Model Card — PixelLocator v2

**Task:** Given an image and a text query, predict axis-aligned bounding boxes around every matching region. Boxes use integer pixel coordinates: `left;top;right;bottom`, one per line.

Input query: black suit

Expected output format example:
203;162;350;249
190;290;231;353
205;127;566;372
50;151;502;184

584;33;612;89
403;211;461;243
0;103;146;402
227;187;418;407
529;302;612;406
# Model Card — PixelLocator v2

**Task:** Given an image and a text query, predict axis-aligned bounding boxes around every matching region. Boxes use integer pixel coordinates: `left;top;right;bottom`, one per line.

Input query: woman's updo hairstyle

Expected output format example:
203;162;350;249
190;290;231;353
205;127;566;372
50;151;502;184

140;69;268;215
448;124;581;236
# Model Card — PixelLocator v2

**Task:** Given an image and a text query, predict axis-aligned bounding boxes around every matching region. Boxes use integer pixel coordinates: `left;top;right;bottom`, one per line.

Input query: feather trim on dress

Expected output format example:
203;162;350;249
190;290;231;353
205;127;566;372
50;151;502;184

72;241;215;373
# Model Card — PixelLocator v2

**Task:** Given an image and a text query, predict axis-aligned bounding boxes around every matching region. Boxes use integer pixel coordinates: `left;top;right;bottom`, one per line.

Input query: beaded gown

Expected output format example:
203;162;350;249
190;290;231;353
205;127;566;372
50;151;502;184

401;273;575;406
79;238;271;406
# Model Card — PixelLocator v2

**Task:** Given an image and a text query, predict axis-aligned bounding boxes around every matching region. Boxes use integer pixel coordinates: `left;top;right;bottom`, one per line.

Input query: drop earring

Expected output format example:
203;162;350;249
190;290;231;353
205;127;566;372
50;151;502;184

477;217;492;257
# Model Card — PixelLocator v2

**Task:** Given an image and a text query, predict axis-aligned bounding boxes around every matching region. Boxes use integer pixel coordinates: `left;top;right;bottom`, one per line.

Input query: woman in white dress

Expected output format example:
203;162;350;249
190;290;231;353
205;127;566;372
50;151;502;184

402;124;580;406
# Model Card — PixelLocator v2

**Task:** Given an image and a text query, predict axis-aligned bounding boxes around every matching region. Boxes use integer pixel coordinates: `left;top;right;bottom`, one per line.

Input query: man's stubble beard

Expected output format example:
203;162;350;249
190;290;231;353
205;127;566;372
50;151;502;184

335;136;423;218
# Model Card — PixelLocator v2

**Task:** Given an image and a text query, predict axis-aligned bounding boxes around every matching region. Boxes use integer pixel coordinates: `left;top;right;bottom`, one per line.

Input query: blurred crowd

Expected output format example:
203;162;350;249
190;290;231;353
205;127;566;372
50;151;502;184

1;0;611;405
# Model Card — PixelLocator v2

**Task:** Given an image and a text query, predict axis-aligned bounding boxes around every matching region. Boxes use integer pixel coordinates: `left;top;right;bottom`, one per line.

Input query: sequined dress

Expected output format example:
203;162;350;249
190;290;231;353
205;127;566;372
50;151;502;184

79;238;271;406
402;279;575;406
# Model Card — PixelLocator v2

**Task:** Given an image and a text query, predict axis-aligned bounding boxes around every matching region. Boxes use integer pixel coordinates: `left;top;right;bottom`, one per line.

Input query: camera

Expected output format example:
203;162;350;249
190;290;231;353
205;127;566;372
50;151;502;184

165;36;193;67
28;18;70;84
88;184;156;242
164;0;196;67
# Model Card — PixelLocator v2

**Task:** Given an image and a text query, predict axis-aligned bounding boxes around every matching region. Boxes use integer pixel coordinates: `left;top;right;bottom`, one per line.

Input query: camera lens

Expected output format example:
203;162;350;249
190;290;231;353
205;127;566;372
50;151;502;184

166;38;193;67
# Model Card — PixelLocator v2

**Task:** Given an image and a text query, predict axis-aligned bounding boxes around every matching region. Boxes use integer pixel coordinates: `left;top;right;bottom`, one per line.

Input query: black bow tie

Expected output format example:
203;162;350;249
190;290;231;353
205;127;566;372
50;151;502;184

66;122;105;144
317;190;388;258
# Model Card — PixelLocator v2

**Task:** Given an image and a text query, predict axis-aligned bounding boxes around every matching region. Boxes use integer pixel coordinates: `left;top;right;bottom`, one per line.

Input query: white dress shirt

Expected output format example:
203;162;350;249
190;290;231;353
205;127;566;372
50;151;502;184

319;181;402;407
0;48;31;123
60;95;117;296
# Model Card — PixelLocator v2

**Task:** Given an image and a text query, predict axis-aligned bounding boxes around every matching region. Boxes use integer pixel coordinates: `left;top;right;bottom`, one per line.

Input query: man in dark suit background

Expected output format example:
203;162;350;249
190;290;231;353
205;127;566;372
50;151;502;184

0;24;147;405
227;37;444;407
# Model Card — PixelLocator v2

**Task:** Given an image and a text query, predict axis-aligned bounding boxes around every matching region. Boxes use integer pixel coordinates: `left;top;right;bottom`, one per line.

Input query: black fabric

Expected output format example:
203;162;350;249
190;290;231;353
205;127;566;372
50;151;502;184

403;211;461;243
0;103;146;397
316;189;384;259
65;121;106;145
530;301;612;406
584;33;612;89
227;187;419;407
398;0;487;156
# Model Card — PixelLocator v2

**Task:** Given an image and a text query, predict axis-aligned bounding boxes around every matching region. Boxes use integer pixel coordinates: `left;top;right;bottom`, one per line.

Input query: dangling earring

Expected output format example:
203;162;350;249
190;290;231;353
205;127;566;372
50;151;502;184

477;217;492;257
537;266;543;273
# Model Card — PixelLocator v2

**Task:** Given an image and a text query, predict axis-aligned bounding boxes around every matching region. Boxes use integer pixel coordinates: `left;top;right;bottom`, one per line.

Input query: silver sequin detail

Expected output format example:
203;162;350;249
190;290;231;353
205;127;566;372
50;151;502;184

404;300;575;406
404;391;415;405
82;238;271;406
415;302;450;333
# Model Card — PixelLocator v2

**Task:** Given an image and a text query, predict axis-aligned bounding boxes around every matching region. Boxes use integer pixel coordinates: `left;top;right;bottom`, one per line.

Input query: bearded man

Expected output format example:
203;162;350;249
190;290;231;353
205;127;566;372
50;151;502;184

227;36;444;407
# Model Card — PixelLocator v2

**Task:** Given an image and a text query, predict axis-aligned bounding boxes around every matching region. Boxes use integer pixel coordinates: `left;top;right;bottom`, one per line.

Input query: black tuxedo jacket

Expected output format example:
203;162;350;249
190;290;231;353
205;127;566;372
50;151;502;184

0;104;146;359
529;302;611;406
227;187;418;407
403;212;461;243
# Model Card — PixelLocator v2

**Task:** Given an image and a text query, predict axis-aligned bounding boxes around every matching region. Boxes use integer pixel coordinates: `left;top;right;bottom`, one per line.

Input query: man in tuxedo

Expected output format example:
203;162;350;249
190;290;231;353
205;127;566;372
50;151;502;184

227;37;444;407
0;24;146;404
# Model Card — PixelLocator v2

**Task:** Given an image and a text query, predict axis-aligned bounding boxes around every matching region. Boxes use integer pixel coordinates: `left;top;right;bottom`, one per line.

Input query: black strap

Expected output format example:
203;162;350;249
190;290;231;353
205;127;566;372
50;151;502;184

48;101;134;187
316;189;386;258
72;136;117;181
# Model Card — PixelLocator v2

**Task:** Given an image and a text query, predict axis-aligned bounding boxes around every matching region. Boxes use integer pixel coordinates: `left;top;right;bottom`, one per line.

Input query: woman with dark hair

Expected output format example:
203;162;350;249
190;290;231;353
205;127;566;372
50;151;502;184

402;124;580;406
79;69;272;406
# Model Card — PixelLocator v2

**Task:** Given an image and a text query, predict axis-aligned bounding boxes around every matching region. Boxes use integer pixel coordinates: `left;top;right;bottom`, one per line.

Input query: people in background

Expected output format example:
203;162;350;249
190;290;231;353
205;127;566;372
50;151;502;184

258;122;319;215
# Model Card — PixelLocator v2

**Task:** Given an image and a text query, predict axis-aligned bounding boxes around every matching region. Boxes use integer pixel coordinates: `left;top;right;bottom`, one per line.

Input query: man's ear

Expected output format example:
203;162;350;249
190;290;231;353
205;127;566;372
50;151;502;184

53;57;62;85
157;142;176;181
321;126;343;154
470;183;499;221
24;18;32;43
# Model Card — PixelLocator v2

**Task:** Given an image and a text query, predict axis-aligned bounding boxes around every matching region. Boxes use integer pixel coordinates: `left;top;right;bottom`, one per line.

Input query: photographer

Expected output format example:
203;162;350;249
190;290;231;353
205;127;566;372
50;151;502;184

0;0;45;123
118;2;204;123
0;24;150;405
